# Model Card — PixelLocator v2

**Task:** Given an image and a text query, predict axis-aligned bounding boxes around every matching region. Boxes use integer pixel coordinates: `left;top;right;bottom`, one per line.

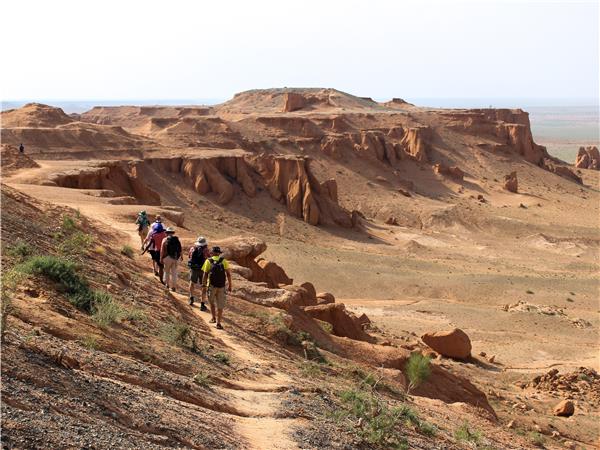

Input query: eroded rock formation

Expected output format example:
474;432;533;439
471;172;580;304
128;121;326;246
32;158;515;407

503;171;518;193
575;146;600;170
421;328;472;360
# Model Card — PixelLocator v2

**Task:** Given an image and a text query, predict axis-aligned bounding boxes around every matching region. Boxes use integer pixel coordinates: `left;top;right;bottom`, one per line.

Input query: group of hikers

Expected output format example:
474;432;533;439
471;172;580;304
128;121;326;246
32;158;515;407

135;211;232;330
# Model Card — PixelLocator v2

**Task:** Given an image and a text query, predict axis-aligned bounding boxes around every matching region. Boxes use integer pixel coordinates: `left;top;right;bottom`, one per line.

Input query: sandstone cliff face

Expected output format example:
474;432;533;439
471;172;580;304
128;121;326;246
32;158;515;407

282;92;307;112
49;161;161;205
248;155;352;227
575;146;600;170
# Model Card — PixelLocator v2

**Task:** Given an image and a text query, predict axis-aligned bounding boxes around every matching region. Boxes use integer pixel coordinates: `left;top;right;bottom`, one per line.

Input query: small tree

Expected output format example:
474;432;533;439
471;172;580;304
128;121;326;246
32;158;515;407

405;352;431;394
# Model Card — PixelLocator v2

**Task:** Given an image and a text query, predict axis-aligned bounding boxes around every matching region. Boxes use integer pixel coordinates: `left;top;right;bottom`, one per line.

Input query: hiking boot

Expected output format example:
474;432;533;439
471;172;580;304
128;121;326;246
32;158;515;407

216;323;223;330
209;318;216;323
171;288;176;293
200;302;208;312
189;296;194;306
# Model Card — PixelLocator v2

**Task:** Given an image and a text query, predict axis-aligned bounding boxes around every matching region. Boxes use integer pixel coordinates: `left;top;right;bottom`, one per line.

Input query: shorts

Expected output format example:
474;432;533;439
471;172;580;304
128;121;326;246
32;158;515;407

149;250;162;266
208;287;226;309
190;268;203;284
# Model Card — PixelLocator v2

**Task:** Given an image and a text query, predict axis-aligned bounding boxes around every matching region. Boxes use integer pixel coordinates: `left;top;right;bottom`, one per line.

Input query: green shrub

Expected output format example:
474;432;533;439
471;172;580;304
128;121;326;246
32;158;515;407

120;245;134;258
193;371;211;387
81;335;99;350
62;215;78;232
405;353;431;393
300;361;322;377
454;421;482;444
213;351;230;365
124;308;147;323
91;293;123;327
5;240;34;260
161;321;197;350
529;431;545;447
58;231;93;258
338;389;409;448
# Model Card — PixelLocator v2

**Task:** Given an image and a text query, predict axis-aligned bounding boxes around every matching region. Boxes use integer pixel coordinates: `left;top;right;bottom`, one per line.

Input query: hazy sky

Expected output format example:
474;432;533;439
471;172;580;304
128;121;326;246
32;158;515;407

2;0;598;101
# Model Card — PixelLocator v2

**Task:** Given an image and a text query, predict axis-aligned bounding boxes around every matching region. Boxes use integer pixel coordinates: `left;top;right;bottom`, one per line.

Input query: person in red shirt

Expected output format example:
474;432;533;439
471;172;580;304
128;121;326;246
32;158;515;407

143;221;166;283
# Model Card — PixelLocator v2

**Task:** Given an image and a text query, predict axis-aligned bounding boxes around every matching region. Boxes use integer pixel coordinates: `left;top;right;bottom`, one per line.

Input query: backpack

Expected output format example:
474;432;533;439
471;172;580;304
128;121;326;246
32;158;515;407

188;245;207;269
165;236;182;259
208;257;226;288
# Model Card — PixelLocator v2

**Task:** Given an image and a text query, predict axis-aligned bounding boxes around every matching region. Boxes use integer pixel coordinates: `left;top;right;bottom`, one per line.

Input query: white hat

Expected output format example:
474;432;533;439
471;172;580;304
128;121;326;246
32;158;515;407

196;236;207;245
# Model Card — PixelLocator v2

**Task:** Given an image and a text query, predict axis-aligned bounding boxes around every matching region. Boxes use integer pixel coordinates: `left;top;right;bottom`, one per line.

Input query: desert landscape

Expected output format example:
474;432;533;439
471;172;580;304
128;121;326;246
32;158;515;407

1;87;598;449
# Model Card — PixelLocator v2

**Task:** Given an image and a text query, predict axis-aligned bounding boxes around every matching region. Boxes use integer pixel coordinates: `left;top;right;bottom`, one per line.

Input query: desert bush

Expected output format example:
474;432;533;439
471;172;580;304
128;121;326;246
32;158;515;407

62;214;78;233
5;240;34;260
91;293;123;327
93;245;107;255
58;231;93;258
454;421;482;444
405;352;431;394
16;255;110;314
192;371;212;387
337;389;409;449
300;361;322;377
529;431;545;447
123;307;147;323
120;245;134;258
81;335;99;350
161;321;197;350
213;351;230;365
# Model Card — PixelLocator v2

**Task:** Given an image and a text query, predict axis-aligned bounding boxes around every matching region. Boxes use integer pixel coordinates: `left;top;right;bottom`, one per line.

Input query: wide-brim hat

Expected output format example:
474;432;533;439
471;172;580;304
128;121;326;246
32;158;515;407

165;227;175;234
212;246;222;254
196;236;207;245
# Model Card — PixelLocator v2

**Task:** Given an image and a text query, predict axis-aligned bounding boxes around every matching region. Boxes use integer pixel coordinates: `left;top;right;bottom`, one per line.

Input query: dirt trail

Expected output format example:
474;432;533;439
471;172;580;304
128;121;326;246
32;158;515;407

125;225;302;450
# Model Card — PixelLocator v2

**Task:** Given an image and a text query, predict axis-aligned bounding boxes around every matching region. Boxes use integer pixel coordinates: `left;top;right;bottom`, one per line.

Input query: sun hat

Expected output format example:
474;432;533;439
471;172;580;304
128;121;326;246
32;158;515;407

165;227;175;234
196;236;207;245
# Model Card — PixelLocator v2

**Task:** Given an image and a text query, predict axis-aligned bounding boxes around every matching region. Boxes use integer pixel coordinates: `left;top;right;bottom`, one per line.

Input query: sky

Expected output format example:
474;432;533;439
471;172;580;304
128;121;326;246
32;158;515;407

1;0;598;102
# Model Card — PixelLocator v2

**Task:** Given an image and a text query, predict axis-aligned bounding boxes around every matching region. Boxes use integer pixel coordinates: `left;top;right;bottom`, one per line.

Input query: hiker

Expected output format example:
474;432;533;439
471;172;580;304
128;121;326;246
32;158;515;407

19;143;24;154
143;221;166;282
201;246;232;329
150;215;163;233
188;236;210;310
160;227;182;292
135;210;150;249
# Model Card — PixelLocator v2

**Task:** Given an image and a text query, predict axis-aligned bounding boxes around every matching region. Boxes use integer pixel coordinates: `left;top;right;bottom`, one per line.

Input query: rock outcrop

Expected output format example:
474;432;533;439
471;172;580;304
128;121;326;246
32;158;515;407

316;292;335;305
421;328;472;359
542;159;583;184
282;92;307;112
434;163;464;180
303;303;373;342
575;146;600;170
49;161;161;205
553;399;575;417
257;259;293;288
503;171;518;193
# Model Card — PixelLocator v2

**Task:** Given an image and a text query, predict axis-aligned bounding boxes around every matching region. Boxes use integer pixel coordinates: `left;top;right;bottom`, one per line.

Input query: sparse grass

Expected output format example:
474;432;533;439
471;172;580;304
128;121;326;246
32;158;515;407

160;321;197;350
300;361;322;377
526;290;535;295
577;373;591;382
529;431;545;447
192;371;212;387
418;421;438;437
120;245;134;258
61;214;78;233
58;231;93;258
81;335;99;350
91;292;123;327
123;308;147;323
5;240;34;260
317;319;333;334
213;351;230;365
454;421;482;444
405;352;431;394
336;389;412;449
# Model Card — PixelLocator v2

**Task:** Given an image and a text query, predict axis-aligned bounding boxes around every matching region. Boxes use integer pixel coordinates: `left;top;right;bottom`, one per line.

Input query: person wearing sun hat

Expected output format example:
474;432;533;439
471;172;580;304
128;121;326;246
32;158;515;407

188;236;210;310
201;246;232;330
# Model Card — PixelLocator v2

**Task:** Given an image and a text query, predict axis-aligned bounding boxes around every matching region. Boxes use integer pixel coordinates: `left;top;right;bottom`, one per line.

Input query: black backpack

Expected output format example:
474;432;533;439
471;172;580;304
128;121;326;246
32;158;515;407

165;236;182;259
208;257;226;288
188;245;207;269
